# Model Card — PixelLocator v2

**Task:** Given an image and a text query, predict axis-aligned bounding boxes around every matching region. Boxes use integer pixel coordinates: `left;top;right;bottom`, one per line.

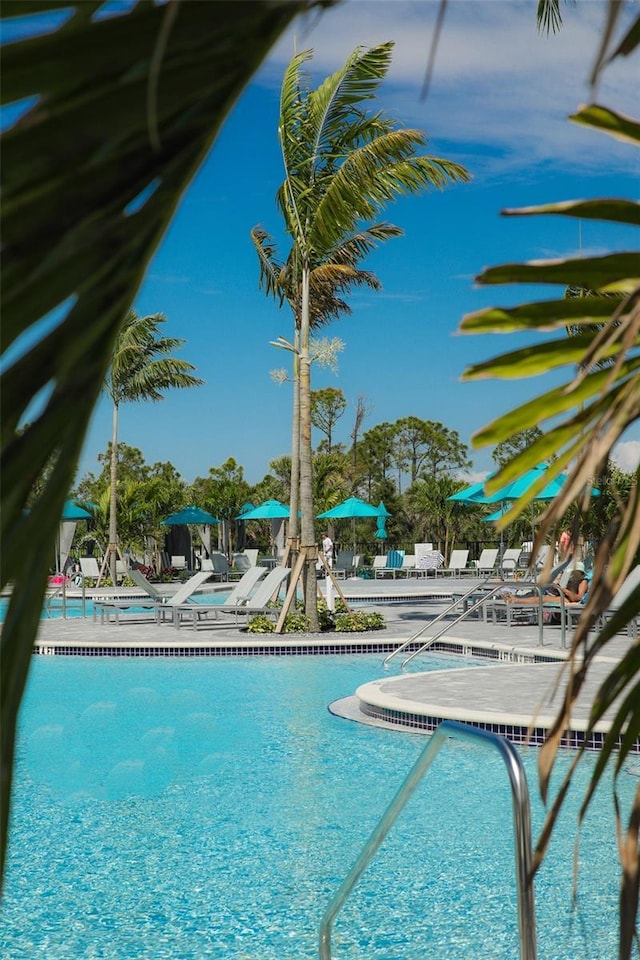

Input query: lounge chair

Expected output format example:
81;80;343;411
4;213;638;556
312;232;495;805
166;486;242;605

79;557;101;583
200;551;231;581
172;565;291;628
94;570;213;624
374;549;405;578
533;544;552;571
472;548;499;576
171;555;188;571
232;553;252;576
599;565;640;639
129;568;172;600
518;543;552;575
398;555;416;578
334;550;355;579
499;548;522;576
485;561;585;629
440;549;470;577
414;548;444;577
172;565;269;628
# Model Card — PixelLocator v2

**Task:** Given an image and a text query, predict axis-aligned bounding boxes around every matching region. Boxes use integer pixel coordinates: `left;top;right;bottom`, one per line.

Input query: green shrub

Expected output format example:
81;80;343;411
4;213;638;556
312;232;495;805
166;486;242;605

246;605;384;634
246;615;275;634
334;610;385;632
281;612;310;633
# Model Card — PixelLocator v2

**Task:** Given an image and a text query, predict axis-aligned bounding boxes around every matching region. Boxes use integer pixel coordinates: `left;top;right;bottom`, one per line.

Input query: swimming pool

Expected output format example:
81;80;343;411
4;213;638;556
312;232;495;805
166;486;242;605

1;654;630;959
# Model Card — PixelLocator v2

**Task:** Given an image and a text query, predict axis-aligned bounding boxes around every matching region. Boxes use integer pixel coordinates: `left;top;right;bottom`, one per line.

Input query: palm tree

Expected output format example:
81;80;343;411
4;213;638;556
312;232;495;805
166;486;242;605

259;42;468;627
103;311;203;584
251;225;384;589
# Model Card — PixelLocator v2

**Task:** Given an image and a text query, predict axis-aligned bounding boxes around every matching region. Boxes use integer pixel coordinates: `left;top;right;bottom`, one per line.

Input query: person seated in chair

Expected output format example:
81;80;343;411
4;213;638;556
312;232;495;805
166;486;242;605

502;562;589;604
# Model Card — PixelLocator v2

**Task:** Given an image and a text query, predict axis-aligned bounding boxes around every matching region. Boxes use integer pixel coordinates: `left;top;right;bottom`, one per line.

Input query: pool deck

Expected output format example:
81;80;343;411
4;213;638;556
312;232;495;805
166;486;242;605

27;575;636;749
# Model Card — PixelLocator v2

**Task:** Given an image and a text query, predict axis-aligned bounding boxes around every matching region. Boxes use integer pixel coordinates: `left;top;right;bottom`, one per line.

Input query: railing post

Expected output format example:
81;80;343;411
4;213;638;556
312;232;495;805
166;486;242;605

319;720;537;960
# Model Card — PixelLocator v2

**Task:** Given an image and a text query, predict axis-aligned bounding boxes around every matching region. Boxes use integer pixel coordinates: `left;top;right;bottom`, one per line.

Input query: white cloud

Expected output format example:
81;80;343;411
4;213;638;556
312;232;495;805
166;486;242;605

262;1;638;176
611;440;640;473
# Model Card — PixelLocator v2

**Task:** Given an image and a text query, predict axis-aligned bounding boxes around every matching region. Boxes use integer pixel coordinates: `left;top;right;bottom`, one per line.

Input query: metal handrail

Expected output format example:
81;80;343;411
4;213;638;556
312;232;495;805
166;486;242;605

400;582;547;670
383;579;494;667
318;720;537;960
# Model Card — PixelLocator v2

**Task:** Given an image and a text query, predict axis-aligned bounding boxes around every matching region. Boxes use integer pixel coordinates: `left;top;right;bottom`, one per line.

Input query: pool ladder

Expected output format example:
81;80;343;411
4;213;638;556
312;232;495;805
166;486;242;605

319;720;537;960
384;579;551;670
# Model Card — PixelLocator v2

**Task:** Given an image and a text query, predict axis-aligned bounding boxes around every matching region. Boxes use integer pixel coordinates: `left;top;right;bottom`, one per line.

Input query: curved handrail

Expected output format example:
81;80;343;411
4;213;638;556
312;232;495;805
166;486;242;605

400;582;547;670
383;579;492;667
318;720;537;960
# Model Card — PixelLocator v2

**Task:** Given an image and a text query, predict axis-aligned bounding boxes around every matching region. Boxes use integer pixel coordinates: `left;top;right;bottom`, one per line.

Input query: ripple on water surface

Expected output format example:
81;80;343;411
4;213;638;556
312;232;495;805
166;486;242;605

0;654;631;959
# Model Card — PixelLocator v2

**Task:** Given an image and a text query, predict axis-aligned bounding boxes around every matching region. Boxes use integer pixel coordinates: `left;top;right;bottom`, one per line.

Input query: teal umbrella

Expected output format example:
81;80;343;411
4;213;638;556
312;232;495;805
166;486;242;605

460;464;600;506
448;480;488;503
237;500;290;520
318;497;388;552
317;496;381;519
57;501;92;572
162;505;219;525
455;465;599;549
61;500;92;521
375;501;389;542
162;505;220;569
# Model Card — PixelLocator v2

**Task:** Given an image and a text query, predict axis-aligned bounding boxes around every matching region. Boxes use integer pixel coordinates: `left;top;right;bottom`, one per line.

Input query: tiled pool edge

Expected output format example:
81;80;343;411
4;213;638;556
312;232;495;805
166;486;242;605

32;635;568;660
330;694;639;754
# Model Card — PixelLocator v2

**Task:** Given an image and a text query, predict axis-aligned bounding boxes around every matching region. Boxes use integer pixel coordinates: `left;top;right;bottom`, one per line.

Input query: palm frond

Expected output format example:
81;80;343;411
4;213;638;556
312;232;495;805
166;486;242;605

250;226;285;303
536;0;567;36
310;132;469;251
1;0;325;878
329;222;404;266
307;42;394;163
458;75;640;951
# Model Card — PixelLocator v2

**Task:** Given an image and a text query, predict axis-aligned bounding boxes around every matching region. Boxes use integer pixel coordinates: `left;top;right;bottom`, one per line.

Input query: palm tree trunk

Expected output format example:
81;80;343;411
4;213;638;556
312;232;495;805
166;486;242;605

288;328;300;559
108;400;119;584
299;264;319;630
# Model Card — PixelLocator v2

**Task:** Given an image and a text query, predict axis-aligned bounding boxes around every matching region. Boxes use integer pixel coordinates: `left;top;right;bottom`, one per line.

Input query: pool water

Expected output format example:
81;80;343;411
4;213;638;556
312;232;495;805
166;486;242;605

0;655;631;959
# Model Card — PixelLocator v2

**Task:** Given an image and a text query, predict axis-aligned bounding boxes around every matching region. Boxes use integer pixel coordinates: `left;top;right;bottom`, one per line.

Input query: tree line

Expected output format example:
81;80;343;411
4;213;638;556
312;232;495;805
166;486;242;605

71;411;635;570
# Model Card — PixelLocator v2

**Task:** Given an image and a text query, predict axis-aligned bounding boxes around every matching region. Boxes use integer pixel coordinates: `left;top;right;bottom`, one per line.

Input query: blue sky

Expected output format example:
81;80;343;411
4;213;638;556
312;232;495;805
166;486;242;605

8;1;640;486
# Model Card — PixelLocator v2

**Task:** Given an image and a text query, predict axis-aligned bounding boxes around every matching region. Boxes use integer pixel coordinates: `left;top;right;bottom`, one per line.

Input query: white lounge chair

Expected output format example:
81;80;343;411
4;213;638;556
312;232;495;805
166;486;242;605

171;565;269;628
398;555;416;578
440;549;470;576
533;544;553;571
79;557;101;582
171;555;188;571
500;548;522;575
173;565;291;628
472;548;499;576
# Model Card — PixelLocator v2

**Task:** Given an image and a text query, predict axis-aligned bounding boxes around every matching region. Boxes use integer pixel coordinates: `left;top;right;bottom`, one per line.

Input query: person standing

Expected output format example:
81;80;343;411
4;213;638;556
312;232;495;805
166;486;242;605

558;528;574;561
322;531;333;567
